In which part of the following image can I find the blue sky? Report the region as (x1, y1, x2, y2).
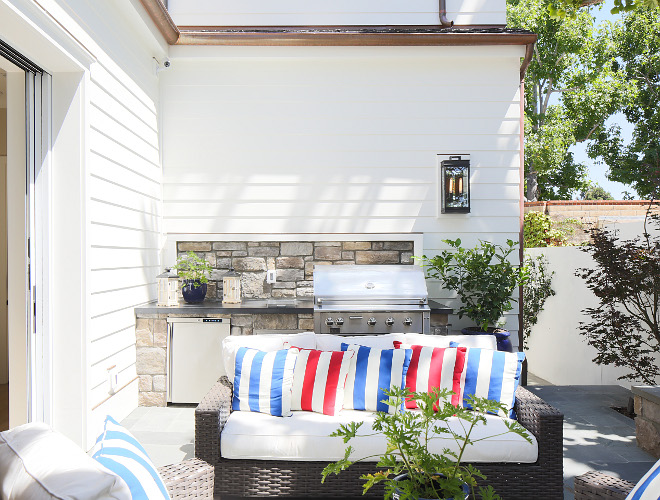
(569, 0, 635, 199)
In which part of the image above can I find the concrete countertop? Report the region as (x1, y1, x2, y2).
(135, 298, 452, 316)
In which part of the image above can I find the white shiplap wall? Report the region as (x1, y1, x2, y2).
(161, 45, 524, 339)
(41, 0, 166, 447)
(167, 0, 507, 27)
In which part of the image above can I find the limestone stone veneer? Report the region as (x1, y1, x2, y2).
(633, 385, 660, 458)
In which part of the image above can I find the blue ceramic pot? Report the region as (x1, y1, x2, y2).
(460, 327, 513, 352)
(181, 280, 207, 303)
(392, 473, 470, 500)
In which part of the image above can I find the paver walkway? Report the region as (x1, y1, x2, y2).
(123, 377, 657, 500)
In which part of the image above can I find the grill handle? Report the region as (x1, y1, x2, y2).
(349, 316, 363, 320)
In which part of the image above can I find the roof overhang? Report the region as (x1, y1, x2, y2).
(139, 0, 537, 81)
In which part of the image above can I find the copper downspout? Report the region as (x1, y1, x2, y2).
(439, 0, 454, 27)
(520, 41, 535, 82)
(139, 0, 180, 45)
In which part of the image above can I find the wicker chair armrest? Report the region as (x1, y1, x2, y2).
(574, 471, 635, 500)
(195, 376, 233, 467)
(158, 457, 214, 499)
(514, 386, 564, 467)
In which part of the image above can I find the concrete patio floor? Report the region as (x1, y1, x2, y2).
(122, 375, 657, 500)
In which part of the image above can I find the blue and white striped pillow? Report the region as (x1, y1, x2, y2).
(340, 343, 412, 414)
(450, 343, 524, 418)
(91, 416, 170, 500)
(232, 347, 298, 417)
(626, 459, 660, 500)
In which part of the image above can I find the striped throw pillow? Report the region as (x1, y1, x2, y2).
(450, 343, 525, 418)
(403, 345, 467, 409)
(341, 343, 412, 414)
(290, 348, 355, 416)
(232, 347, 298, 417)
(626, 459, 660, 500)
(91, 416, 170, 500)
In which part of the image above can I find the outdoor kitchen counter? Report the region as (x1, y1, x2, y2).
(134, 298, 452, 316)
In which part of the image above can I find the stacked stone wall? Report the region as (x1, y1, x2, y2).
(176, 240, 414, 300)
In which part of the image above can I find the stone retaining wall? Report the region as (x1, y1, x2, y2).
(176, 240, 414, 301)
(633, 386, 660, 458)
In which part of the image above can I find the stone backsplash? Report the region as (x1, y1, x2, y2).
(176, 240, 414, 301)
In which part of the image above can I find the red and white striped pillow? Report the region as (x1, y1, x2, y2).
(290, 348, 355, 416)
(395, 342, 466, 408)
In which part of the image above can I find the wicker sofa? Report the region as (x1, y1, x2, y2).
(574, 471, 636, 500)
(195, 376, 564, 499)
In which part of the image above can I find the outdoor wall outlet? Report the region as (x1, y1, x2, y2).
(266, 270, 277, 284)
(107, 365, 118, 394)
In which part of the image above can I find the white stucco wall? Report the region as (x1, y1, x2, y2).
(525, 218, 660, 387)
(161, 44, 525, 341)
(167, 0, 507, 27)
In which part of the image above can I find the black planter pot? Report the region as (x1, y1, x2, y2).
(460, 326, 512, 352)
(392, 473, 470, 500)
(181, 280, 207, 303)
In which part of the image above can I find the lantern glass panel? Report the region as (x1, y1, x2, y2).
(444, 167, 468, 210)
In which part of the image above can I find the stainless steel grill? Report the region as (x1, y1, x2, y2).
(313, 265, 431, 334)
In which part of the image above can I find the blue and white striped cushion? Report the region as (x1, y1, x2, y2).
(232, 347, 298, 417)
(340, 343, 412, 414)
(450, 343, 524, 418)
(626, 459, 660, 500)
(91, 416, 170, 500)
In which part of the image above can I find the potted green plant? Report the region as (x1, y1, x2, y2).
(418, 239, 529, 351)
(174, 251, 213, 303)
(322, 386, 531, 500)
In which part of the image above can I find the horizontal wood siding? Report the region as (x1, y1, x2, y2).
(167, 0, 506, 26)
(67, 0, 165, 446)
(161, 45, 523, 339)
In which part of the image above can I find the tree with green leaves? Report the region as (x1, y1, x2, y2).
(587, 9, 660, 199)
(581, 183, 614, 200)
(549, 0, 658, 20)
(508, 0, 632, 201)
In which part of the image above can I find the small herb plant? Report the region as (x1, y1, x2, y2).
(419, 239, 529, 332)
(174, 251, 212, 288)
(322, 386, 531, 500)
(522, 254, 555, 348)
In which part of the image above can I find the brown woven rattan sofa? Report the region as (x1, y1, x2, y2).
(158, 458, 215, 499)
(574, 471, 636, 500)
(195, 376, 564, 499)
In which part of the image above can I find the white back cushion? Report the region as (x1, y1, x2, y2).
(315, 333, 406, 351)
(223, 331, 316, 384)
(0, 422, 131, 499)
(403, 333, 497, 350)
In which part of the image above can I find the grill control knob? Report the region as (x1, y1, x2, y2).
(336, 317, 344, 325)
(325, 318, 334, 326)
(367, 317, 377, 326)
(385, 317, 395, 326)
(403, 317, 413, 326)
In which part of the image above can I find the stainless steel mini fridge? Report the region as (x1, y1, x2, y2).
(167, 317, 230, 404)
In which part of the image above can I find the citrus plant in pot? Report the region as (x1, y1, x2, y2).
(174, 251, 213, 303)
(419, 239, 529, 352)
(322, 386, 531, 500)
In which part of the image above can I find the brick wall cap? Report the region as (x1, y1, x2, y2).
(525, 200, 659, 207)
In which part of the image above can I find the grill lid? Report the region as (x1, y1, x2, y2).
(314, 265, 429, 305)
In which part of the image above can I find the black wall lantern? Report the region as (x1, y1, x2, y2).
(441, 156, 470, 214)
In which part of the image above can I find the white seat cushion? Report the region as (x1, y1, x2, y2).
(221, 409, 538, 463)
(0, 422, 131, 500)
(314, 333, 406, 351)
(403, 333, 498, 350)
(223, 331, 316, 384)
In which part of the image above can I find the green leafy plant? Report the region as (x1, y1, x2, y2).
(575, 206, 660, 384)
(321, 386, 531, 500)
(174, 251, 213, 288)
(419, 239, 529, 332)
(522, 253, 556, 348)
(523, 212, 583, 247)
